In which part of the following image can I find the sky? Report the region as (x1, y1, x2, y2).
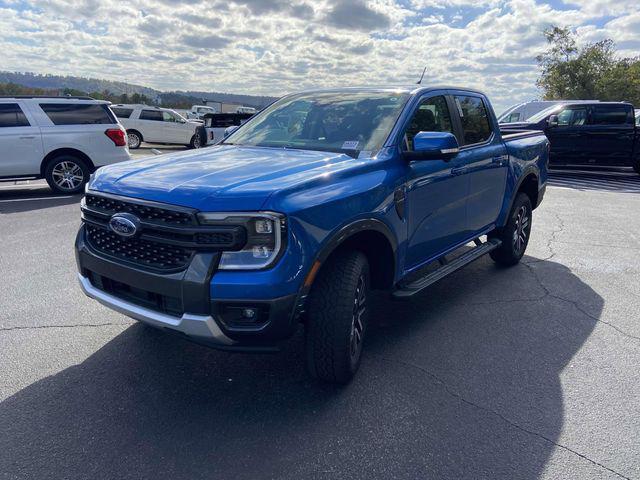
(0, 0, 639, 113)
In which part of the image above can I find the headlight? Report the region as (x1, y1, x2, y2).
(197, 212, 286, 270)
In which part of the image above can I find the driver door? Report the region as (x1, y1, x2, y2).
(403, 94, 469, 271)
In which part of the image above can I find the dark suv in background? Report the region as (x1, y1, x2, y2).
(502, 101, 640, 173)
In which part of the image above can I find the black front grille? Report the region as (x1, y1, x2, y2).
(85, 193, 195, 226)
(86, 225, 193, 271)
(195, 231, 235, 245)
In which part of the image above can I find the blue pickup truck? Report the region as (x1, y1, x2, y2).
(76, 86, 549, 383)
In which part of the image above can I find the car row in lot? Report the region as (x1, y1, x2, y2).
(2, 94, 639, 197)
(110, 104, 203, 149)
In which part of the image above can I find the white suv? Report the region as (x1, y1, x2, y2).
(111, 104, 203, 149)
(0, 96, 130, 194)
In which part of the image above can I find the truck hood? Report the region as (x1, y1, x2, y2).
(90, 145, 362, 211)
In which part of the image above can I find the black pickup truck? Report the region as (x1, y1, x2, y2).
(501, 101, 640, 174)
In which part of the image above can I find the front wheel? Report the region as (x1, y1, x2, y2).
(44, 155, 91, 194)
(189, 134, 202, 149)
(489, 192, 532, 266)
(305, 251, 370, 384)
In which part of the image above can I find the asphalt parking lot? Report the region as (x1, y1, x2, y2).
(1, 160, 639, 479)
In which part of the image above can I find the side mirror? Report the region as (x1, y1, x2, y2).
(547, 115, 559, 128)
(403, 131, 459, 161)
(224, 125, 239, 138)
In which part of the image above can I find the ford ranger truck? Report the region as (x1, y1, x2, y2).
(76, 87, 549, 383)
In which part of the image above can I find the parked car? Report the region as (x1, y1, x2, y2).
(110, 104, 203, 149)
(0, 96, 130, 193)
(501, 101, 640, 173)
(76, 86, 548, 383)
(498, 100, 598, 124)
(197, 112, 254, 146)
(189, 105, 218, 119)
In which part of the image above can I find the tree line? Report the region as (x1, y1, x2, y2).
(537, 26, 640, 105)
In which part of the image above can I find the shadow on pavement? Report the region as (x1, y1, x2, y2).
(0, 185, 81, 214)
(0, 256, 602, 479)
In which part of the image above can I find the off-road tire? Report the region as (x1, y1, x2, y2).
(489, 193, 532, 266)
(305, 251, 370, 384)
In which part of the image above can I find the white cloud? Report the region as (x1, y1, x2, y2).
(0, 0, 638, 112)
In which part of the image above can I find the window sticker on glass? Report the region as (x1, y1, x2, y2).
(358, 150, 372, 158)
(342, 140, 359, 149)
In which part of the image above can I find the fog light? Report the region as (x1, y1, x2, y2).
(242, 308, 257, 320)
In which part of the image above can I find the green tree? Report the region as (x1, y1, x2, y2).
(536, 26, 640, 105)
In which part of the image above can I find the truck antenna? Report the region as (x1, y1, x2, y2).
(417, 66, 427, 85)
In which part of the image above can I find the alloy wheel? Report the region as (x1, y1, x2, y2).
(127, 133, 140, 149)
(512, 205, 530, 254)
(349, 274, 367, 361)
(51, 161, 84, 191)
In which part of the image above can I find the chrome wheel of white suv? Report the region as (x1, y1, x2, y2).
(127, 131, 142, 149)
(45, 156, 90, 194)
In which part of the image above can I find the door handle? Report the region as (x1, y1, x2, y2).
(492, 155, 508, 166)
(451, 166, 466, 176)
(19, 136, 36, 139)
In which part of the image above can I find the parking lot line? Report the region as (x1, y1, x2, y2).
(0, 195, 74, 203)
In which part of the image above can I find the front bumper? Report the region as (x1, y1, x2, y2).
(78, 273, 235, 345)
(76, 224, 300, 351)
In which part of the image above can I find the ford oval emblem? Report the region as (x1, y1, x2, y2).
(108, 213, 140, 237)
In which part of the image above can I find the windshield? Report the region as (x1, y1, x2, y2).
(224, 90, 411, 155)
(527, 104, 565, 123)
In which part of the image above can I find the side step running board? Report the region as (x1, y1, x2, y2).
(392, 238, 502, 299)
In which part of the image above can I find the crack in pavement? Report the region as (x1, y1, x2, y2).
(0, 322, 130, 333)
(521, 211, 639, 342)
(523, 262, 640, 342)
(524, 212, 565, 265)
(373, 356, 635, 480)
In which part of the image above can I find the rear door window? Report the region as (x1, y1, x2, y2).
(0, 103, 30, 127)
(40, 103, 115, 125)
(111, 107, 133, 119)
(591, 105, 632, 125)
(453, 95, 492, 145)
(139, 110, 163, 121)
(556, 107, 588, 126)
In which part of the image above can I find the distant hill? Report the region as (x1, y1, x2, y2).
(177, 90, 277, 108)
(0, 71, 277, 108)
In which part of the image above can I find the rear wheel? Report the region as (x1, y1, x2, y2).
(127, 130, 142, 149)
(44, 155, 91, 194)
(305, 251, 370, 384)
(489, 193, 532, 266)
